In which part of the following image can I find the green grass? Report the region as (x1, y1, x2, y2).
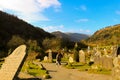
(21, 61, 48, 77)
(65, 62, 90, 70)
(65, 62, 111, 75)
(88, 68, 111, 75)
(28, 68, 47, 76)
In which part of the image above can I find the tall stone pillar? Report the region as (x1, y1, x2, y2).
(48, 49, 53, 62)
(79, 50, 85, 64)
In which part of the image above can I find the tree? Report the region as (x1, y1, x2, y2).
(42, 38, 62, 51)
(7, 35, 25, 49)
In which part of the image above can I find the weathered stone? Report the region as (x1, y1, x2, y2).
(48, 49, 53, 62)
(103, 49, 108, 55)
(112, 66, 120, 80)
(94, 51, 101, 65)
(69, 56, 74, 63)
(0, 45, 27, 80)
(112, 48, 120, 80)
(101, 56, 113, 70)
(44, 56, 48, 62)
(79, 50, 85, 63)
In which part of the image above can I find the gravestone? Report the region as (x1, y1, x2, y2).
(48, 49, 53, 62)
(44, 56, 48, 62)
(101, 56, 113, 70)
(0, 45, 27, 80)
(113, 55, 120, 67)
(111, 45, 118, 57)
(103, 49, 108, 56)
(112, 55, 120, 80)
(79, 50, 85, 64)
(69, 56, 74, 63)
(87, 46, 90, 55)
(94, 51, 101, 65)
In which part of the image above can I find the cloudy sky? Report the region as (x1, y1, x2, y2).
(0, 0, 120, 34)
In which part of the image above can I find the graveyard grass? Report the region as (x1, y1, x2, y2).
(64, 62, 111, 75)
(21, 61, 48, 77)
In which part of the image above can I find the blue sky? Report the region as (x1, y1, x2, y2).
(0, 0, 120, 34)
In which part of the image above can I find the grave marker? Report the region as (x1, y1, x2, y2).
(0, 45, 27, 80)
(79, 50, 86, 64)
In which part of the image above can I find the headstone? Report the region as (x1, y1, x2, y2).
(112, 66, 120, 80)
(79, 50, 85, 64)
(69, 56, 74, 63)
(111, 45, 118, 57)
(94, 51, 101, 65)
(0, 45, 27, 80)
(103, 49, 108, 55)
(44, 56, 48, 62)
(87, 46, 90, 54)
(101, 56, 113, 70)
(112, 55, 120, 80)
(113, 56, 120, 67)
(48, 49, 53, 62)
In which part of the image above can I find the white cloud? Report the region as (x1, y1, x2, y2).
(42, 25, 64, 32)
(76, 18, 89, 23)
(0, 0, 61, 22)
(116, 10, 120, 15)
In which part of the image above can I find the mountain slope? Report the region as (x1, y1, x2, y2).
(86, 24, 120, 46)
(51, 31, 89, 42)
(0, 11, 54, 51)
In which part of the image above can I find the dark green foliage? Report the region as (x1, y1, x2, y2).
(0, 11, 54, 57)
(7, 35, 25, 49)
(42, 38, 75, 51)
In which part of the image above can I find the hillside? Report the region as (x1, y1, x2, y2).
(51, 31, 89, 42)
(0, 11, 54, 56)
(86, 24, 120, 46)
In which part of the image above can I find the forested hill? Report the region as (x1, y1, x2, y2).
(86, 24, 120, 46)
(0, 11, 54, 52)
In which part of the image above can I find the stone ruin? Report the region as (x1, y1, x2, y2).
(0, 45, 27, 80)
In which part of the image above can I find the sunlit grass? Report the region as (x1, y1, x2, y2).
(88, 68, 111, 75)
(64, 62, 111, 75)
(21, 61, 48, 77)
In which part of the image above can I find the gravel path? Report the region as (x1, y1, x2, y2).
(42, 63, 112, 80)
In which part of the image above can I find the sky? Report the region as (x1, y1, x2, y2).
(0, 0, 120, 35)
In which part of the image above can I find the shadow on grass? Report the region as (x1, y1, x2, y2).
(48, 70, 57, 72)
(18, 77, 41, 80)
